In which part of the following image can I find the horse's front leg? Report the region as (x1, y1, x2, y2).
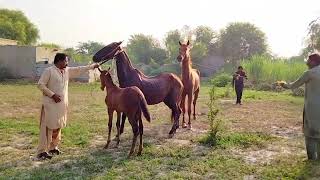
(187, 93, 193, 129)
(104, 109, 113, 149)
(120, 113, 126, 134)
(115, 112, 121, 147)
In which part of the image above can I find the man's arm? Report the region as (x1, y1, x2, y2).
(68, 63, 99, 79)
(285, 71, 311, 89)
(37, 68, 55, 98)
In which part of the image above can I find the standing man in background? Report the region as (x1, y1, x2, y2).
(36, 53, 99, 160)
(232, 66, 247, 105)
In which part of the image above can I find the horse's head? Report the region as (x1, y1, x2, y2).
(93, 41, 123, 63)
(98, 67, 113, 91)
(177, 40, 192, 62)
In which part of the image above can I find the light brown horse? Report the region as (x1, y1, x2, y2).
(177, 40, 200, 129)
(99, 67, 151, 157)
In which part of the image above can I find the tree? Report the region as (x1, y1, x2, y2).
(76, 41, 105, 55)
(165, 30, 182, 63)
(192, 26, 217, 63)
(303, 17, 320, 55)
(0, 9, 39, 45)
(64, 47, 91, 63)
(194, 26, 216, 46)
(219, 22, 267, 65)
(126, 34, 167, 65)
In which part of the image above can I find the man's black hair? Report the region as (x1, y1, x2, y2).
(54, 53, 67, 64)
(238, 66, 243, 69)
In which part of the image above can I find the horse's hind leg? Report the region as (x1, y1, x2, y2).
(193, 88, 200, 120)
(115, 112, 121, 147)
(137, 113, 143, 156)
(104, 109, 113, 149)
(128, 114, 139, 157)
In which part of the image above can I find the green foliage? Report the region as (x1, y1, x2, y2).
(76, 41, 105, 55)
(211, 73, 232, 87)
(149, 63, 180, 76)
(127, 34, 167, 65)
(242, 55, 306, 84)
(165, 29, 182, 63)
(64, 47, 91, 62)
(194, 26, 216, 45)
(0, 8, 39, 45)
(199, 86, 221, 146)
(304, 17, 320, 54)
(291, 87, 305, 97)
(219, 22, 268, 65)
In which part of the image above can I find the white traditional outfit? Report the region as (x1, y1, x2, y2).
(37, 64, 96, 154)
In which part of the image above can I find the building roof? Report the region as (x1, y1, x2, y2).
(0, 38, 18, 46)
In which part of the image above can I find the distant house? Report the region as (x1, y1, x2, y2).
(0, 42, 99, 82)
(0, 38, 18, 46)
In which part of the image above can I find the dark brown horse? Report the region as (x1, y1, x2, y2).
(99, 67, 150, 156)
(93, 42, 183, 137)
(177, 40, 200, 129)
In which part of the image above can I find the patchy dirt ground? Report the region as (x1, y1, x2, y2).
(0, 84, 315, 179)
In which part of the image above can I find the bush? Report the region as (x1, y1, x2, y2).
(199, 86, 222, 147)
(211, 73, 232, 87)
(292, 87, 304, 97)
(149, 63, 180, 76)
(256, 83, 273, 91)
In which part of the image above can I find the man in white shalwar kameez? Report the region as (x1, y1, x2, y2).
(37, 53, 99, 159)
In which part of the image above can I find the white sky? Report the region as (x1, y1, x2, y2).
(0, 0, 319, 57)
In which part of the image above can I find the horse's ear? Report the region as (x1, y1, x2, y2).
(179, 41, 182, 46)
(187, 40, 190, 46)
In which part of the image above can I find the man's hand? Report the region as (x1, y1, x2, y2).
(276, 81, 288, 88)
(51, 94, 61, 103)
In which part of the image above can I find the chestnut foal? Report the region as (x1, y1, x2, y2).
(99, 68, 151, 156)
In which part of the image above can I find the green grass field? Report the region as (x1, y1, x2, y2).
(0, 82, 319, 179)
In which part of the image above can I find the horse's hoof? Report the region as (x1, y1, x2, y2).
(168, 133, 174, 138)
(137, 151, 142, 156)
(188, 124, 192, 130)
(182, 123, 187, 128)
(103, 145, 109, 149)
(127, 152, 134, 158)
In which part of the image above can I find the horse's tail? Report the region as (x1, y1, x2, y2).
(139, 95, 151, 122)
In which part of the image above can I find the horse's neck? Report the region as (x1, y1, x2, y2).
(182, 56, 192, 77)
(115, 52, 135, 83)
(105, 83, 119, 95)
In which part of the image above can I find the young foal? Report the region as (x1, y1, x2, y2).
(99, 68, 151, 156)
(177, 40, 200, 129)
